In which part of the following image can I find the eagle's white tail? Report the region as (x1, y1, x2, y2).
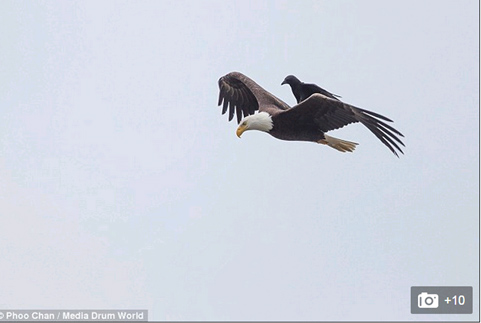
(318, 134, 358, 153)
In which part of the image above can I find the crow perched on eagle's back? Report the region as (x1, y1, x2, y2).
(281, 75, 341, 103)
(218, 72, 405, 157)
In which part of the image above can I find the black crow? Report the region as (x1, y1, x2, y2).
(281, 75, 341, 103)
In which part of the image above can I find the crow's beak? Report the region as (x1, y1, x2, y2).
(281, 80, 286, 85)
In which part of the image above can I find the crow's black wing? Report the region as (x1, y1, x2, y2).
(300, 82, 341, 102)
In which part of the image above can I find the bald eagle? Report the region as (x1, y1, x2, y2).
(217, 72, 405, 157)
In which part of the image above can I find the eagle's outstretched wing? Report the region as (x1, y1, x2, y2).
(277, 94, 405, 156)
(218, 72, 289, 123)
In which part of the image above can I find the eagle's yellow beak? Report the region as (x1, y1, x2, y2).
(236, 124, 247, 138)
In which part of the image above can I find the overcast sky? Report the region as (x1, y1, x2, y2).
(0, 0, 479, 321)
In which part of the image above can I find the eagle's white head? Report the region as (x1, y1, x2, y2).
(236, 112, 273, 138)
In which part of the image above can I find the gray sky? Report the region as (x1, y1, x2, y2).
(0, 0, 479, 321)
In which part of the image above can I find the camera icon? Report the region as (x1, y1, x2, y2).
(418, 292, 439, 308)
